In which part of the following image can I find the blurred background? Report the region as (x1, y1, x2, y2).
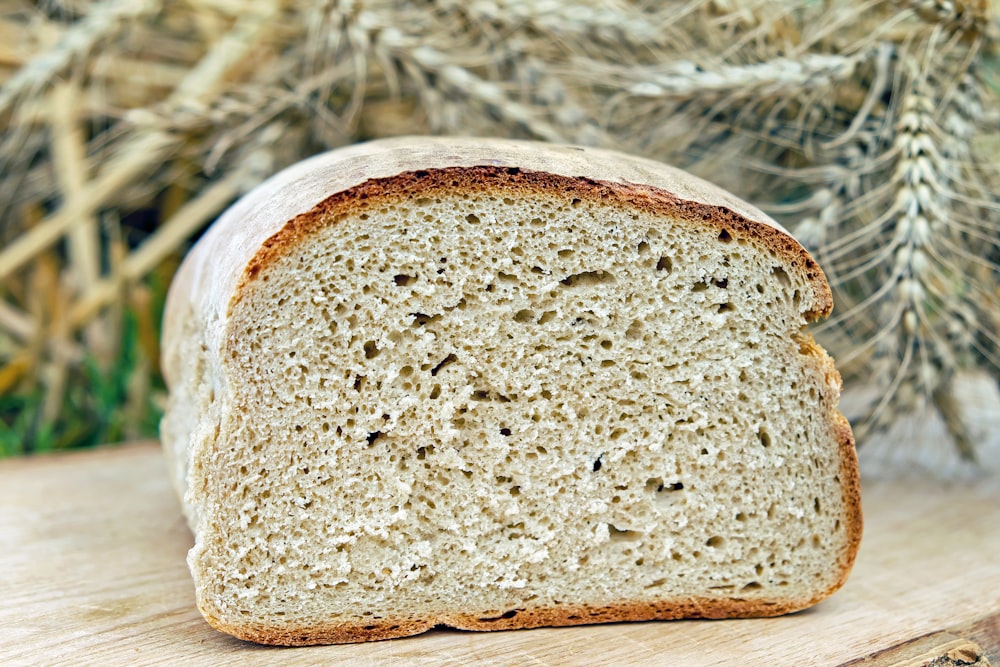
(0, 0, 997, 475)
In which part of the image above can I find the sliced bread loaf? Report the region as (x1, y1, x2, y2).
(161, 137, 862, 646)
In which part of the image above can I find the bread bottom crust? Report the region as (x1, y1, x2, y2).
(206, 594, 825, 646)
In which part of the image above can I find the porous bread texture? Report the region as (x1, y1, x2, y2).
(161, 138, 861, 646)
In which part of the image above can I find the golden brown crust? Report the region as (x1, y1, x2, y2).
(833, 411, 864, 592)
(235, 166, 833, 321)
(815, 339, 863, 597)
(209, 594, 825, 646)
(789, 334, 863, 605)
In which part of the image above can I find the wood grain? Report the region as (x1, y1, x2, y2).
(840, 632, 989, 667)
(1, 443, 997, 666)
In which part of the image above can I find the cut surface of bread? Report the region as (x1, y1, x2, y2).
(161, 137, 861, 646)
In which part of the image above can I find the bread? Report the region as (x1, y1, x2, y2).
(161, 137, 862, 646)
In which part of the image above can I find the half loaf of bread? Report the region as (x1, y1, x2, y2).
(161, 137, 861, 646)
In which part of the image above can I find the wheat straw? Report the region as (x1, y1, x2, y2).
(0, 0, 996, 460)
(0, 0, 160, 117)
(68, 167, 249, 327)
(50, 81, 99, 294)
(0, 132, 174, 283)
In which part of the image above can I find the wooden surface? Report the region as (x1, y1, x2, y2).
(1, 443, 998, 667)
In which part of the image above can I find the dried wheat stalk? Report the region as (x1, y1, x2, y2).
(0, 0, 997, 461)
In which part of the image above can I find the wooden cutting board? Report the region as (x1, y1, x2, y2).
(1, 443, 997, 666)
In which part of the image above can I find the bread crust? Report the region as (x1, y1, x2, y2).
(162, 137, 861, 647)
(210, 592, 835, 646)
(834, 405, 864, 592)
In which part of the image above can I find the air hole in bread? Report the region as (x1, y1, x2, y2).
(429, 354, 456, 376)
(410, 312, 441, 328)
(559, 270, 615, 288)
(608, 524, 643, 542)
(772, 266, 791, 286)
(393, 274, 415, 286)
(479, 609, 519, 622)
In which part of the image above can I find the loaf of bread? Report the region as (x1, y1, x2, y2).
(161, 137, 862, 646)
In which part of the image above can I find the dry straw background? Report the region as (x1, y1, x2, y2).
(0, 0, 997, 470)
